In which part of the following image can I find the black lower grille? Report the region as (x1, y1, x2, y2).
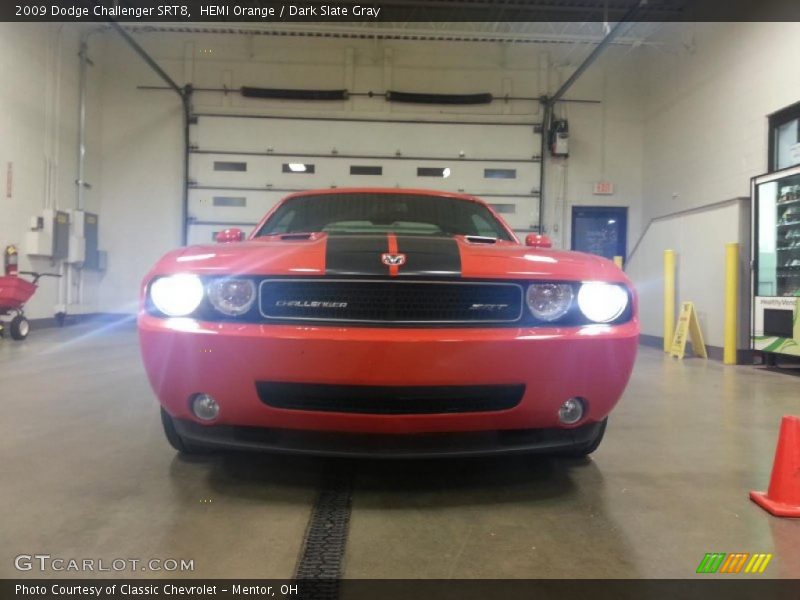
(256, 382, 525, 415)
(259, 279, 523, 324)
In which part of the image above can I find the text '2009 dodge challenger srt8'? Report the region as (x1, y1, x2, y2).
(139, 189, 638, 458)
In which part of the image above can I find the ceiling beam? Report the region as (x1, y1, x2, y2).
(549, 0, 647, 105)
(107, 21, 184, 98)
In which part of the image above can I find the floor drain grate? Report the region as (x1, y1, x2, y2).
(294, 468, 353, 598)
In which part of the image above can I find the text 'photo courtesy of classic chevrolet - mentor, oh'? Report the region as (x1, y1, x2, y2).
(138, 188, 639, 458)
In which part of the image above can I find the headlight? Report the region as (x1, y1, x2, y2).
(149, 274, 204, 317)
(208, 278, 256, 316)
(526, 283, 574, 321)
(577, 282, 628, 323)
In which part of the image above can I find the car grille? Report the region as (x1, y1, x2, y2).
(256, 382, 526, 414)
(259, 279, 523, 324)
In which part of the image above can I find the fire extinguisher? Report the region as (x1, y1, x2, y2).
(4, 244, 18, 276)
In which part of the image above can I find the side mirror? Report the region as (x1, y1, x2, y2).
(216, 228, 245, 243)
(525, 233, 552, 248)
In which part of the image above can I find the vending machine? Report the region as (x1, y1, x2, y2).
(751, 164, 800, 358)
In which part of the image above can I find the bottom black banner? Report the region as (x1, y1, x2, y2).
(3, 579, 800, 600)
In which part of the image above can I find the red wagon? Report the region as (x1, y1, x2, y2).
(0, 272, 60, 340)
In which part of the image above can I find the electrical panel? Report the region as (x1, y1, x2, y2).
(549, 119, 569, 157)
(66, 210, 103, 269)
(67, 209, 86, 264)
(83, 212, 101, 270)
(25, 209, 69, 259)
(53, 211, 69, 259)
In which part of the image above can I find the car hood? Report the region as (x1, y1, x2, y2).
(149, 233, 628, 284)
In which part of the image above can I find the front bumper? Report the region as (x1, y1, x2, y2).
(173, 418, 606, 458)
(138, 315, 638, 434)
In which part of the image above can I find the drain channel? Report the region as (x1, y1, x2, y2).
(294, 468, 354, 598)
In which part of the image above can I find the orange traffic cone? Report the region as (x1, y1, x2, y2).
(750, 415, 800, 518)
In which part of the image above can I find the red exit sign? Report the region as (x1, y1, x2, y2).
(593, 181, 614, 195)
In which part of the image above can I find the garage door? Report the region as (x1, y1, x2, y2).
(187, 114, 541, 245)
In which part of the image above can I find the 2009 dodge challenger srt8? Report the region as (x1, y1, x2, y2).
(139, 188, 638, 458)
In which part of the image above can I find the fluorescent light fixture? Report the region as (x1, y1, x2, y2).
(288, 163, 307, 172)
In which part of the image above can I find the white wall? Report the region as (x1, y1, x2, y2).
(542, 52, 645, 252)
(94, 35, 184, 314)
(0, 23, 102, 320)
(92, 30, 646, 313)
(625, 200, 750, 348)
(626, 22, 800, 349)
(641, 22, 800, 220)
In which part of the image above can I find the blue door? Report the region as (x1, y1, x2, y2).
(571, 206, 628, 260)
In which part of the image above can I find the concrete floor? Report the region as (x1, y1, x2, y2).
(1, 321, 799, 579)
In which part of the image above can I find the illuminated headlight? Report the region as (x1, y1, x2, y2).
(526, 283, 574, 322)
(149, 274, 204, 317)
(208, 278, 256, 316)
(577, 282, 629, 323)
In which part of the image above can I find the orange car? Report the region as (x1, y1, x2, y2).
(139, 189, 638, 458)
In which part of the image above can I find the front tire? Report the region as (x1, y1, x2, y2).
(161, 408, 205, 454)
(557, 418, 607, 458)
(9, 315, 30, 340)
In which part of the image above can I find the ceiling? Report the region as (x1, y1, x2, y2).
(125, 1, 688, 67)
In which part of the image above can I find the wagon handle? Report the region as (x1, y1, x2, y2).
(17, 271, 62, 285)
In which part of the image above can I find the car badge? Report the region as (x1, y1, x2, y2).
(381, 253, 407, 266)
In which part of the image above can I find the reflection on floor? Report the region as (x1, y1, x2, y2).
(1, 321, 798, 579)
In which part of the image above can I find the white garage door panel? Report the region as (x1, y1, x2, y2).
(188, 114, 540, 245)
(191, 154, 269, 188)
(193, 116, 538, 160)
(192, 154, 537, 195)
(188, 188, 283, 223)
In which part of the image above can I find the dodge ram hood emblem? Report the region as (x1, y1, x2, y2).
(381, 253, 407, 266)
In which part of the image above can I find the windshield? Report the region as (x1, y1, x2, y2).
(256, 192, 513, 240)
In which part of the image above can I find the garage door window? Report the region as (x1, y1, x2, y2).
(214, 161, 247, 172)
(283, 163, 315, 174)
(418, 167, 451, 178)
(350, 166, 383, 176)
(484, 168, 516, 179)
(213, 196, 246, 207)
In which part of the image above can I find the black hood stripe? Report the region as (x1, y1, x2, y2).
(323, 234, 462, 278)
(325, 235, 388, 276)
(395, 236, 461, 277)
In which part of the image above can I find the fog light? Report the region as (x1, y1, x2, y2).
(558, 397, 586, 425)
(191, 393, 220, 421)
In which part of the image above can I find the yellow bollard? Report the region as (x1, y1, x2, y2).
(613, 255, 624, 268)
(724, 243, 739, 365)
(663, 250, 676, 352)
